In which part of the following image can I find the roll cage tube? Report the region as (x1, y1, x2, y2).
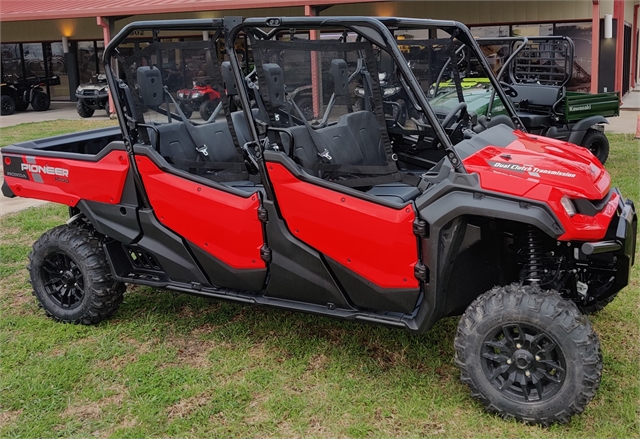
(102, 19, 226, 208)
(224, 16, 469, 174)
(377, 17, 524, 131)
(476, 36, 529, 119)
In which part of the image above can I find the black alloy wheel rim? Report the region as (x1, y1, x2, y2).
(41, 252, 85, 309)
(588, 140, 603, 157)
(2, 99, 12, 113)
(481, 323, 566, 403)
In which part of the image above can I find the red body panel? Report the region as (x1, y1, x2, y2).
(266, 163, 419, 289)
(2, 151, 129, 206)
(136, 156, 265, 269)
(463, 131, 616, 241)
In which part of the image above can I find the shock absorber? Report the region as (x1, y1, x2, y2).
(522, 225, 544, 283)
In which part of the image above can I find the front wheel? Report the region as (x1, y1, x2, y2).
(1, 95, 16, 115)
(76, 100, 95, 118)
(28, 224, 126, 324)
(199, 99, 219, 121)
(454, 283, 602, 425)
(581, 129, 609, 165)
(31, 91, 51, 111)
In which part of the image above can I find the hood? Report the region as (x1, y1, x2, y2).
(430, 87, 506, 116)
(76, 82, 108, 93)
(461, 126, 610, 201)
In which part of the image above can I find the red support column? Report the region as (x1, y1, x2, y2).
(613, 0, 624, 94)
(97, 16, 115, 116)
(591, 0, 600, 93)
(305, 4, 322, 119)
(632, 4, 638, 88)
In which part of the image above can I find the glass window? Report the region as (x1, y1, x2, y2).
(554, 22, 592, 91)
(77, 41, 98, 83)
(1, 43, 22, 79)
(22, 43, 45, 78)
(512, 24, 553, 37)
(471, 26, 509, 38)
(48, 42, 69, 100)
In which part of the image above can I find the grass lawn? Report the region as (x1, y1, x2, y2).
(0, 122, 638, 438)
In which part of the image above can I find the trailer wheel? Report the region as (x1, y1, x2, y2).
(454, 283, 602, 425)
(31, 91, 51, 111)
(581, 129, 609, 165)
(28, 224, 126, 325)
(76, 100, 95, 118)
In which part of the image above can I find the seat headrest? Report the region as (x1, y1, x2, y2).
(136, 66, 163, 107)
(261, 63, 285, 109)
(220, 61, 237, 96)
(330, 59, 348, 96)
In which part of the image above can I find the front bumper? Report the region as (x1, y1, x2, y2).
(579, 190, 637, 294)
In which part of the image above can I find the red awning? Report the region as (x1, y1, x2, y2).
(0, 0, 378, 22)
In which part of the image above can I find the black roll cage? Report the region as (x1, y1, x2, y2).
(103, 16, 526, 178)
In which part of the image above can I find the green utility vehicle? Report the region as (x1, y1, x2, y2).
(418, 36, 619, 163)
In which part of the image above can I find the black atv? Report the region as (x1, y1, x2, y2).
(75, 74, 110, 117)
(1, 73, 59, 116)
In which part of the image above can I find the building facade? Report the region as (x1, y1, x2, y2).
(1, 0, 638, 102)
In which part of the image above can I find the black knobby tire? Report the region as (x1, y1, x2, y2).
(28, 224, 126, 324)
(179, 102, 193, 119)
(76, 100, 95, 118)
(293, 95, 314, 121)
(578, 290, 620, 315)
(31, 91, 51, 111)
(1, 95, 16, 115)
(104, 101, 110, 117)
(581, 129, 609, 165)
(454, 283, 602, 425)
(199, 98, 220, 121)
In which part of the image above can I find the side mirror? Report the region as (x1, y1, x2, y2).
(136, 66, 163, 107)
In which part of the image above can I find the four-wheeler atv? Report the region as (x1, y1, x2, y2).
(1, 17, 636, 427)
(1, 72, 59, 115)
(75, 74, 110, 117)
(176, 76, 221, 120)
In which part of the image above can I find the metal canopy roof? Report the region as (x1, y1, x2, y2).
(0, 0, 377, 22)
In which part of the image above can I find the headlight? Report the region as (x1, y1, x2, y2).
(354, 88, 365, 97)
(427, 85, 436, 98)
(99, 86, 108, 93)
(382, 86, 401, 98)
(378, 72, 388, 81)
(177, 91, 184, 98)
(191, 92, 203, 98)
(560, 195, 577, 217)
(75, 87, 82, 93)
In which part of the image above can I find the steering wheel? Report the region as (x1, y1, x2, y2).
(500, 82, 518, 98)
(442, 102, 467, 129)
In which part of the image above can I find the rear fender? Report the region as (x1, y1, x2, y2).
(567, 116, 608, 145)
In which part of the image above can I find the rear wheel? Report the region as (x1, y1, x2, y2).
(1, 95, 16, 115)
(28, 224, 126, 324)
(31, 91, 51, 111)
(581, 129, 609, 165)
(455, 283, 602, 425)
(104, 101, 111, 117)
(293, 95, 314, 121)
(76, 100, 95, 118)
(199, 98, 220, 121)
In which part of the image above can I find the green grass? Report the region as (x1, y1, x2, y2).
(0, 124, 638, 438)
(0, 119, 118, 148)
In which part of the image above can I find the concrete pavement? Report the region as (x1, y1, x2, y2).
(0, 101, 111, 129)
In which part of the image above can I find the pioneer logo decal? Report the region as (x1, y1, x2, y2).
(21, 163, 69, 177)
(490, 161, 576, 178)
